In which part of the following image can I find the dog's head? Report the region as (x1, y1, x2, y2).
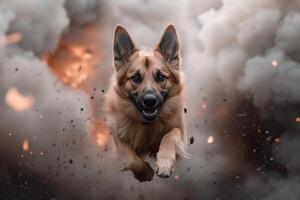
(112, 24, 182, 124)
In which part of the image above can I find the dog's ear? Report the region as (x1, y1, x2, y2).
(113, 25, 137, 71)
(155, 24, 180, 67)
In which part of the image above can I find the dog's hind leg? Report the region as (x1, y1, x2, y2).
(115, 140, 154, 182)
(155, 127, 187, 178)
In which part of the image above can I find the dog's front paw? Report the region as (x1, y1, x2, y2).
(132, 162, 154, 182)
(155, 157, 175, 178)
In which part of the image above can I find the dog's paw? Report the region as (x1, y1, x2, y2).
(155, 158, 175, 178)
(132, 162, 154, 182)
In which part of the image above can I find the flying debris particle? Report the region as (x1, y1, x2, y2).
(69, 159, 73, 164)
(189, 136, 194, 144)
(184, 107, 187, 114)
(295, 117, 300, 123)
(174, 175, 180, 180)
(102, 89, 105, 93)
(207, 136, 214, 144)
(80, 108, 84, 111)
(238, 113, 247, 117)
(202, 104, 207, 109)
(257, 128, 262, 133)
(266, 136, 272, 142)
(275, 137, 281, 143)
(22, 140, 29, 152)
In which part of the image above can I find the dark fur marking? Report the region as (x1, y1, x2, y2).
(144, 57, 150, 69)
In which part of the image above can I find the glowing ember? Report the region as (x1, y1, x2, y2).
(96, 133, 109, 147)
(5, 87, 34, 112)
(45, 24, 101, 89)
(296, 117, 300, 123)
(207, 136, 214, 144)
(1, 33, 22, 45)
(275, 137, 281, 143)
(272, 60, 278, 67)
(22, 140, 29, 151)
(89, 121, 110, 148)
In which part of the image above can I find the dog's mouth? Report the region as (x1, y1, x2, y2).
(128, 90, 169, 124)
(141, 108, 159, 123)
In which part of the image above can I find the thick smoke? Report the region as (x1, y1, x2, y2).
(0, 0, 104, 199)
(1, 0, 300, 199)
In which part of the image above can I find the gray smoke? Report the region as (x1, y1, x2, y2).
(1, 0, 300, 199)
(0, 0, 107, 199)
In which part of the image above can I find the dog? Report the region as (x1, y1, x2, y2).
(104, 24, 188, 182)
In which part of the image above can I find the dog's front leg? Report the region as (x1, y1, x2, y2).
(116, 140, 154, 182)
(156, 128, 185, 178)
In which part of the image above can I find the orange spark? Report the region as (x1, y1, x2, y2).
(207, 136, 214, 144)
(96, 133, 109, 147)
(22, 140, 29, 152)
(89, 121, 110, 148)
(275, 137, 281, 143)
(46, 24, 101, 89)
(5, 87, 34, 112)
(272, 60, 278, 67)
(1, 33, 22, 45)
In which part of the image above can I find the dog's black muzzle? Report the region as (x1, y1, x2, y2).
(129, 90, 168, 124)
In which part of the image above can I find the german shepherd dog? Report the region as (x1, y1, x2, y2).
(105, 24, 188, 182)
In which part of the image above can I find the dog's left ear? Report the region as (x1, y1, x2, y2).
(113, 25, 137, 71)
(155, 24, 180, 67)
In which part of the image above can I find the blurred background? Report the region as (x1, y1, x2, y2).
(0, 0, 300, 199)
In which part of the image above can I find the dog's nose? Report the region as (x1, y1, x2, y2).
(142, 93, 158, 108)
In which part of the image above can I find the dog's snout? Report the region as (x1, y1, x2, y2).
(142, 93, 158, 108)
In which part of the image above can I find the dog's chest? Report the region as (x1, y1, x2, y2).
(120, 121, 167, 155)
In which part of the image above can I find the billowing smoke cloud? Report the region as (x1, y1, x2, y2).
(1, 0, 300, 199)
(190, 0, 300, 199)
(65, 0, 101, 25)
(0, 0, 105, 199)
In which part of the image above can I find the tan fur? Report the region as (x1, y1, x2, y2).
(104, 24, 188, 181)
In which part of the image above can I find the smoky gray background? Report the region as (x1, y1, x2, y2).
(0, 0, 300, 199)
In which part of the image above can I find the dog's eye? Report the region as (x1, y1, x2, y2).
(131, 74, 142, 84)
(156, 74, 166, 82)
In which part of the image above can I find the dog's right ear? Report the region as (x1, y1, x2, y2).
(113, 25, 137, 71)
